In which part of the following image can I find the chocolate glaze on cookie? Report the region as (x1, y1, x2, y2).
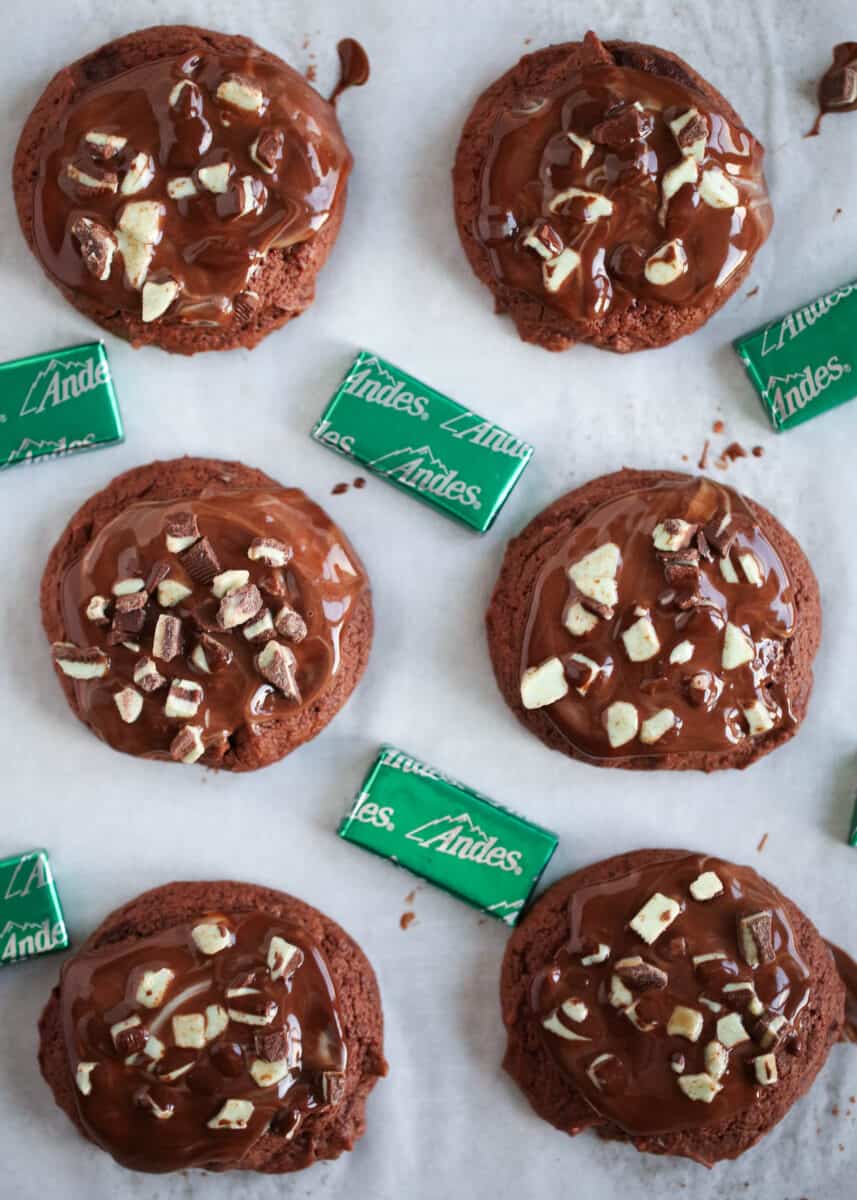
(487, 469, 820, 772)
(454, 33, 772, 351)
(33, 45, 349, 326)
(61, 911, 345, 1172)
(42, 458, 373, 771)
(521, 476, 795, 761)
(15, 27, 367, 352)
(39, 880, 387, 1174)
(502, 850, 845, 1164)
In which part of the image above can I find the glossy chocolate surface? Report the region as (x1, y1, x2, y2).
(58, 485, 368, 763)
(473, 35, 771, 321)
(33, 45, 353, 325)
(522, 477, 796, 760)
(61, 911, 346, 1172)
(532, 853, 811, 1138)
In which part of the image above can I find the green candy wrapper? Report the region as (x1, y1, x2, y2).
(338, 746, 558, 925)
(0, 849, 68, 966)
(0, 341, 123, 470)
(312, 350, 533, 532)
(734, 282, 857, 431)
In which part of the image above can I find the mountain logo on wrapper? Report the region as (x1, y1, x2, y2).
(734, 278, 857, 431)
(312, 350, 533, 532)
(0, 918, 67, 963)
(405, 812, 524, 874)
(5, 432, 99, 468)
(342, 358, 431, 421)
(0, 849, 68, 966)
(766, 358, 852, 423)
(338, 746, 558, 925)
(439, 412, 532, 460)
(370, 446, 483, 511)
(485, 899, 525, 927)
(19, 353, 111, 416)
(760, 284, 857, 356)
(0, 342, 123, 470)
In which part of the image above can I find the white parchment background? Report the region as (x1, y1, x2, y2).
(1, 1, 855, 1196)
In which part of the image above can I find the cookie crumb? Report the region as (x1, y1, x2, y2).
(399, 911, 415, 931)
(756, 832, 768, 852)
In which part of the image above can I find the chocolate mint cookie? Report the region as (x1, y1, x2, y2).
(453, 31, 772, 352)
(38, 880, 386, 1173)
(501, 849, 845, 1165)
(42, 457, 372, 771)
(487, 469, 820, 771)
(14, 25, 365, 353)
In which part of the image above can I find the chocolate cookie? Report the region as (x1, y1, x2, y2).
(38, 879, 387, 1173)
(14, 25, 365, 354)
(41, 457, 372, 770)
(452, 31, 772, 352)
(487, 469, 820, 771)
(501, 849, 845, 1165)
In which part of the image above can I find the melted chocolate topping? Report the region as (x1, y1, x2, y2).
(532, 853, 811, 1145)
(32, 44, 358, 325)
(55, 485, 368, 764)
(61, 911, 346, 1172)
(520, 477, 797, 761)
(809, 43, 857, 137)
(472, 33, 771, 321)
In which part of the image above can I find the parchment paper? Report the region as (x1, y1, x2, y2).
(1, 1, 855, 1196)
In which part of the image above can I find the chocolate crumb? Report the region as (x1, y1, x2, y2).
(712, 420, 724, 434)
(399, 911, 416, 931)
(746, 286, 759, 298)
(715, 442, 748, 470)
(331, 482, 349, 495)
(698, 439, 710, 471)
(757, 832, 769, 853)
(752, 445, 764, 458)
(353, 477, 366, 489)
(835, 207, 843, 220)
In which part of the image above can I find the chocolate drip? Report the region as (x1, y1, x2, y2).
(330, 40, 370, 104)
